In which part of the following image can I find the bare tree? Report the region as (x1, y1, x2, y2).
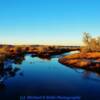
(82, 32, 100, 52)
(90, 38, 97, 52)
(83, 32, 91, 51)
(97, 37, 100, 51)
(97, 37, 100, 46)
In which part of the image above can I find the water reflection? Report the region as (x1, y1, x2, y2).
(0, 53, 100, 98)
(13, 55, 25, 64)
(0, 54, 54, 92)
(0, 55, 25, 92)
(36, 55, 52, 61)
(72, 68, 100, 82)
(0, 65, 20, 82)
(38, 57, 51, 61)
(0, 82, 6, 92)
(0, 53, 69, 91)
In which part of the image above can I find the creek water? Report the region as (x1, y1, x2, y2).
(0, 52, 100, 100)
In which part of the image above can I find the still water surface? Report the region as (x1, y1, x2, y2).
(0, 53, 100, 100)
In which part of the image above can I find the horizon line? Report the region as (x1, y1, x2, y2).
(0, 43, 81, 46)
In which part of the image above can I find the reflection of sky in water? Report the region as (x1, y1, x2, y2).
(0, 61, 20, 84)
(0, 54, 100, 99)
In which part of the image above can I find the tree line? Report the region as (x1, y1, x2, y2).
(82, 32, 100, 52)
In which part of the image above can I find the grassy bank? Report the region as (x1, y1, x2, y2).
(59, 52, 100, 73)
(0, 45, 80, 63)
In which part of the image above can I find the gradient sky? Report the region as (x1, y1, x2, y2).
(0, 0, 100, 45)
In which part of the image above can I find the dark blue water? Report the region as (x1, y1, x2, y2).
(0, 53, 100, 100)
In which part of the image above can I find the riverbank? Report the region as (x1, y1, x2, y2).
(0, 45, 80, 62)
(59, 52, 100, 73)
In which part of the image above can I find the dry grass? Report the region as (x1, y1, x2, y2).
(63, 52, 100, 59)
(59, 52, 100, 72)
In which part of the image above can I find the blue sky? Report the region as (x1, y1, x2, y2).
(0, 0, 100, 45)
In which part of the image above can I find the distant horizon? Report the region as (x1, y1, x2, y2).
(0, 43, 82, 46)
(0, 40, 83, 46)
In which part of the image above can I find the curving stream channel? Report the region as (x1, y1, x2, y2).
(0, 52, 100, 100)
